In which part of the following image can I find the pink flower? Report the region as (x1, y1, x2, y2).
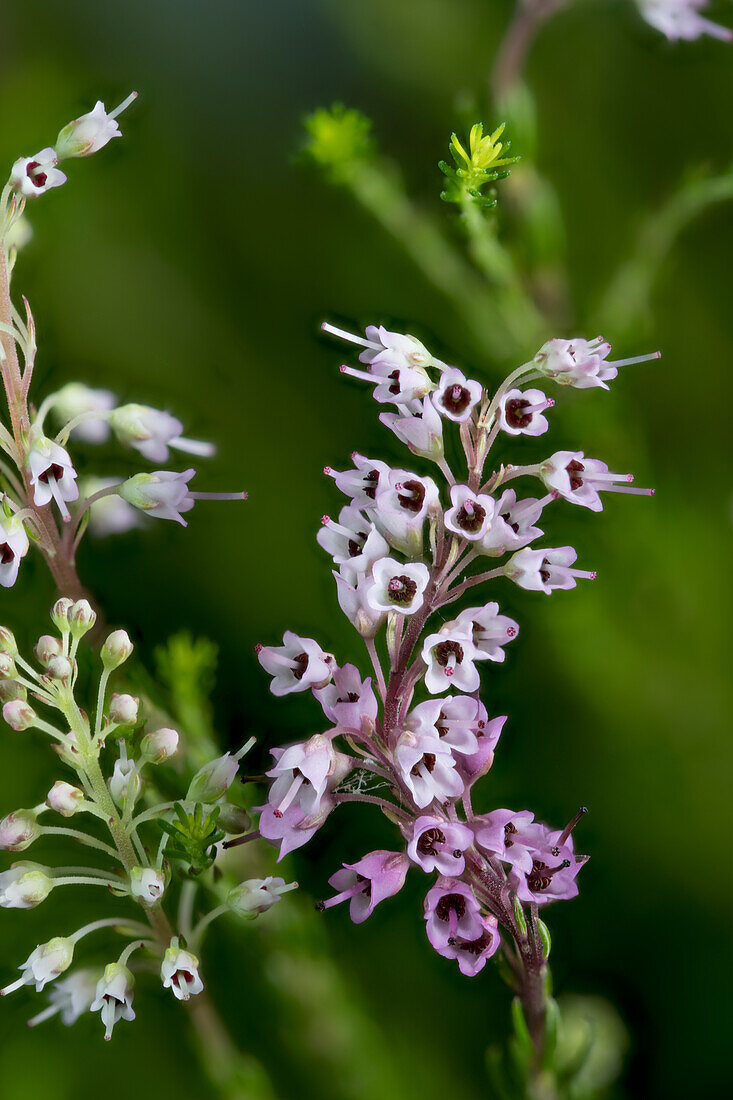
(448, 603, 519, 663)
(504, 546, 596, 594)
(407, 816, 474, 875)
(474, 809, 540, 873)
(498, 388, 553, 436)
(373, 468, 439, 556)
(380, 397, 444, 460)
(456, 714, 507, 784)
(314, 663, 378, 730)
(9, 148, 66, 198)
(267, 734, 349, 816)
(431, 367, 483, 422)
(540, 450, 653, 512)
(394, 730, 464, 808)
(509, 830, 587, 906)
(479, 489, 551, 557)
(317, 506, 389, 582)
(444, 485, 496, 541)
(257, 631, 333, 696)
(366, 557, 430, 614)
(424, 878, 483, 950)
(333, 570, 385, 638)
(258, 797, 335, 860)
(325, 453, 392, 509)
(638, 0, 732, 42)
(534, 337, 660, 391)
(318, 850, 410, 922)
(421, 627, 481, 694)
(405, 696, 480, 756)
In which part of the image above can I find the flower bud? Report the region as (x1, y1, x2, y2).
(227, 876, 294, 917)
(2, 700, 35, 730)
(0, 654, 18, 680)
(69, 600, 96, 637)
(129, 866, 165, 905)
(140, 727, 179, 764)
(187, 753, 239, 803)
(34, 634, 63, 666)
(216, 803, 251, 835)
(0, 809, 41, 851)
(46, 781, 85, 817)
(0, 680, 26, 704)
(109, 758, 142, 808)
(101, 629, 133, 669)
(0, 627, 17, 656)
(108, 693, 139, 725)
(51, 598, 74, 631)
(45, 655, 73, 683)
(0, 862, 54, 908)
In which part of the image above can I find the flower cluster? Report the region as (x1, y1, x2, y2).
(257, 321, 658, 989)
(0, 600, 295, 1038)
(0, 97, 246, 594)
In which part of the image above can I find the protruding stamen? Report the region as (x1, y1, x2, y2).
(609, 350, 661, 368)
(559, 805, 588, 845)
(321, 322, 378, 350)
(188, 490, 248, 501)
(110, 91, 138, 119)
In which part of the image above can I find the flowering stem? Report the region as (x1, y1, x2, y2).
(491, 0, 568, 100)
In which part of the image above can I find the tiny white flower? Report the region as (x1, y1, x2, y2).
(55, 93, 137, 159)
(227, 876, 295, 916)
(9, 148, 66, 198)
(1, 937, 74, 995)
(91, 962, 135, 1040)
(27, 434, 79, 521)
(51, 383, 116, 443)
(0, 862, 54, 908)
(129, 866, 165, 906)
(366, 556, 430, 614)
(0, 514, 29, 589)
(160, 938, 203, 1001)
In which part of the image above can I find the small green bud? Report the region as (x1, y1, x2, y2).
(187, 753, 239, 803)
(2, 699, 36, 730)
(51, 598, 74, 631)
(140, 727, 179, 764)
(216, 803, 251, 836)
(0, 627, 18, 656)
(69, 599, 96, 637)
(101, 629, 133, 669)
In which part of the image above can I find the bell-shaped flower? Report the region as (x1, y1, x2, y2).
(0, 862, 54, 908)
(258, 796, 334, 860)
(637, 0, 732, 42)
(1, 937, 74, 995)
(479, 489, 549, 557)
(314, 663, 378, 730)
(55, 93, 137, 159)
(160, 938, 203, 1001)
(129, 866, 166, 906)
(497, 388, 552, 436)
(394, 730, 463, 808)
(9, 148, 66, 198)
(323, 321, 441, 374)
(318, 850, 409, 923)
(534, 337, 660, 391)
(474, 809, 540, 873)
(431, 367, 483, 422)
(317, 505, 389, 583)
(407, 816, 474, 876)
(325, 453, 392, 509)
(444, 485, 496, 541)
(366, 556, 430, 615)
(340, 358, 433, 406)
(440, 913, 501, 976)
(448, 603, 518, 663)
(380, 397, 444, 460)
(540, 450, 652, 512)
(109, 757, 142, 808)
(51, 383, 116, 443)
(0, 514, 30, 588)
(333, 570, 385, 638)
(91, 962, 135, 1040)
(27, 435, 79, 521)
(456, 713, 507, 785)
(257, 631, 333, 696)
(118, 469, 194, 525)
(373, 469, 439, 557)
(509, 830, 587, 906)
(227, 876, 296, 916)
(424, 878, 484, 950)
(267, 734, 349, 818)
(405, 696, 479, 756)
(504, 546, 596, 594)
(187, 751, 241, 801)
(109, 403, 214, 463)
(421, 627, 481, 694)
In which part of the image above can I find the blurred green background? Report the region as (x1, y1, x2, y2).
(0, 0, 731, 1097)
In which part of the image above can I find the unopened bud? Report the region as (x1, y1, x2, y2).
(51, 598, 74, 631)
(140, 727, 179, 764)
(108, 693, 139, 725)
(0, 862, 54, 908)
(226, 876, 295, 917)
(187, 753, 239, 803)
(46, 781, 85, 817)
(0, 681, 26, 704)
(34, 635, 63, 666)
(0, 810, 40, 851)
(69, 599, 96, 637)
(2, 700, 36, 730)
(109, 758, 142, 808)
(0, 627, 17, 656)
(0, 654, 17, 680)
(45, 656, 73, 683)
(101, 629, 133, 669)
(217, 803, 251, 835)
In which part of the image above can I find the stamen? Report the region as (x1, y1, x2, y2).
(172, 437, 216, 457)
(596, 485, 654, 497)
(559, 805, 588, 845)
(188, 490, 248, 501)
(609, 351, 661, 368)
(317, 879, 367, 910)
(321, 322, 378, 350)
(110, 91, 138, 119)
(340, 365, 382, 386)
(48, 477, 71, 522)
(567, 568, 597, 580)
(275, 774, 304, 816)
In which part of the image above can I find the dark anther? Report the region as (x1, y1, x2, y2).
(505, 398, 532, 429)
(441, 384, 471, 417)
(397, 479, 426, 513)
(292, 652, 309, 680)
(417, 827, 445, 856)
(566, 458, 585, 491)
(434, 639, 464, 667)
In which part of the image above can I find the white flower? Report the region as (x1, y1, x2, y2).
(325, 453, 392, 509)
(638, 0, 731, 41)
(55, 93, 137, 159)
(1, 937, 74, 995)
(129, 867, 165, 905)
(109, 757, 142, 808)
(448, 603, 519, 662)
(27, 435, 79, 521)
(380, 396, 444, 460)
(373, 469, 439, 557)
(504, 546, 596, 594)
(0, 514, 29, 589)
(333, 570, 386, 638)
(28, 967, 100, 1028)
(227, 876, 295, 915)
(539, 451, 649, 512)
(421, 627, 481, 694)
(0, 862, 54, 908)
(91, 962, 135, 1040)
(9, 148, 66, 198)
(497, 388, 552, 436)
(51, 383, 116, 443)
(366, 556, 430, 614)
(109, 403, 214, 463)
(119, 469, 195, 525)
(479, 489, 548, 557)
(394, 730, 463, 808)
(431, 367, 483, 422)
(444, 485, 495, 541)
(317, 505, 389, 583)
(161, 938, 203, 1001)
(257, 631, 333, 696)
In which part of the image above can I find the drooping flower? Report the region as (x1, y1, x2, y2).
(407, 816, 474, 875)
(0, 862, 54, 908)
(257, 797, 335, 860)
(444, 485, 496, 541)
(539, 450, 653, 511)
(380, 397, 444, 460)
(314, 663, 379, 730)
(27, 435, 79, 521)
(366, 556, 430, 614)
(474, 809, 540, 873)
(1, 937, 74, 995)
(440, 913, 501, 976)
(333, 570, 386, 638)
(421, 627, 481, 694)
(50, 383, 116, 443)
(498, 388, 553, 436)
(456, 714, 507, 784)
(9, 148, 67, 198)
(394, 730, 464, 808)
(55, 93, 137, 159)
(405, 696, 479, 756)
(129, 867, 166, 906)
(504, 546, 596, 594)
(0, 514, 29, 589)
(325, 453, 392, 508)
(27, 968, 100, 1028)
(109, 404, 214, 463)
(257, 631, 333, 696)
(479, 489, 550, 557)
(431, 367, 483, 422)
(160, 939, 203, 1001)
(637, 0, 732, 41)
(227, 876, 296, 915)
(91, 962, 135, 1041)
(318, 850, 410, 922)
(424, 878, 484, 950)
(317, 505, 389, 582)
(267, 734, 349, 817)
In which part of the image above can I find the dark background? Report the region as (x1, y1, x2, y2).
(0, 1, 731, 1097)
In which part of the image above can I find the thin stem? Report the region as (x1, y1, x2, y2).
(492, 0, 568, 100)
(39, 825, 123, 862)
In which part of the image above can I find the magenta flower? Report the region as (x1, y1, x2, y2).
(407, 816, 474, 875)
(424, 878, 484, 950)
(534, 337, 660, 391)
(456, 714, 507, 785)
(318, 850, 410, 922)
(314, 663, 378, 730)
(258, 797, 335, 860)
(440, 914, 501, 976)
(474, 809, 540, 873)
(374, 468, 439, 556)
(509, 830, 587, 906)
(257, 631, 333, 696)
(266, 734, 348, 817)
